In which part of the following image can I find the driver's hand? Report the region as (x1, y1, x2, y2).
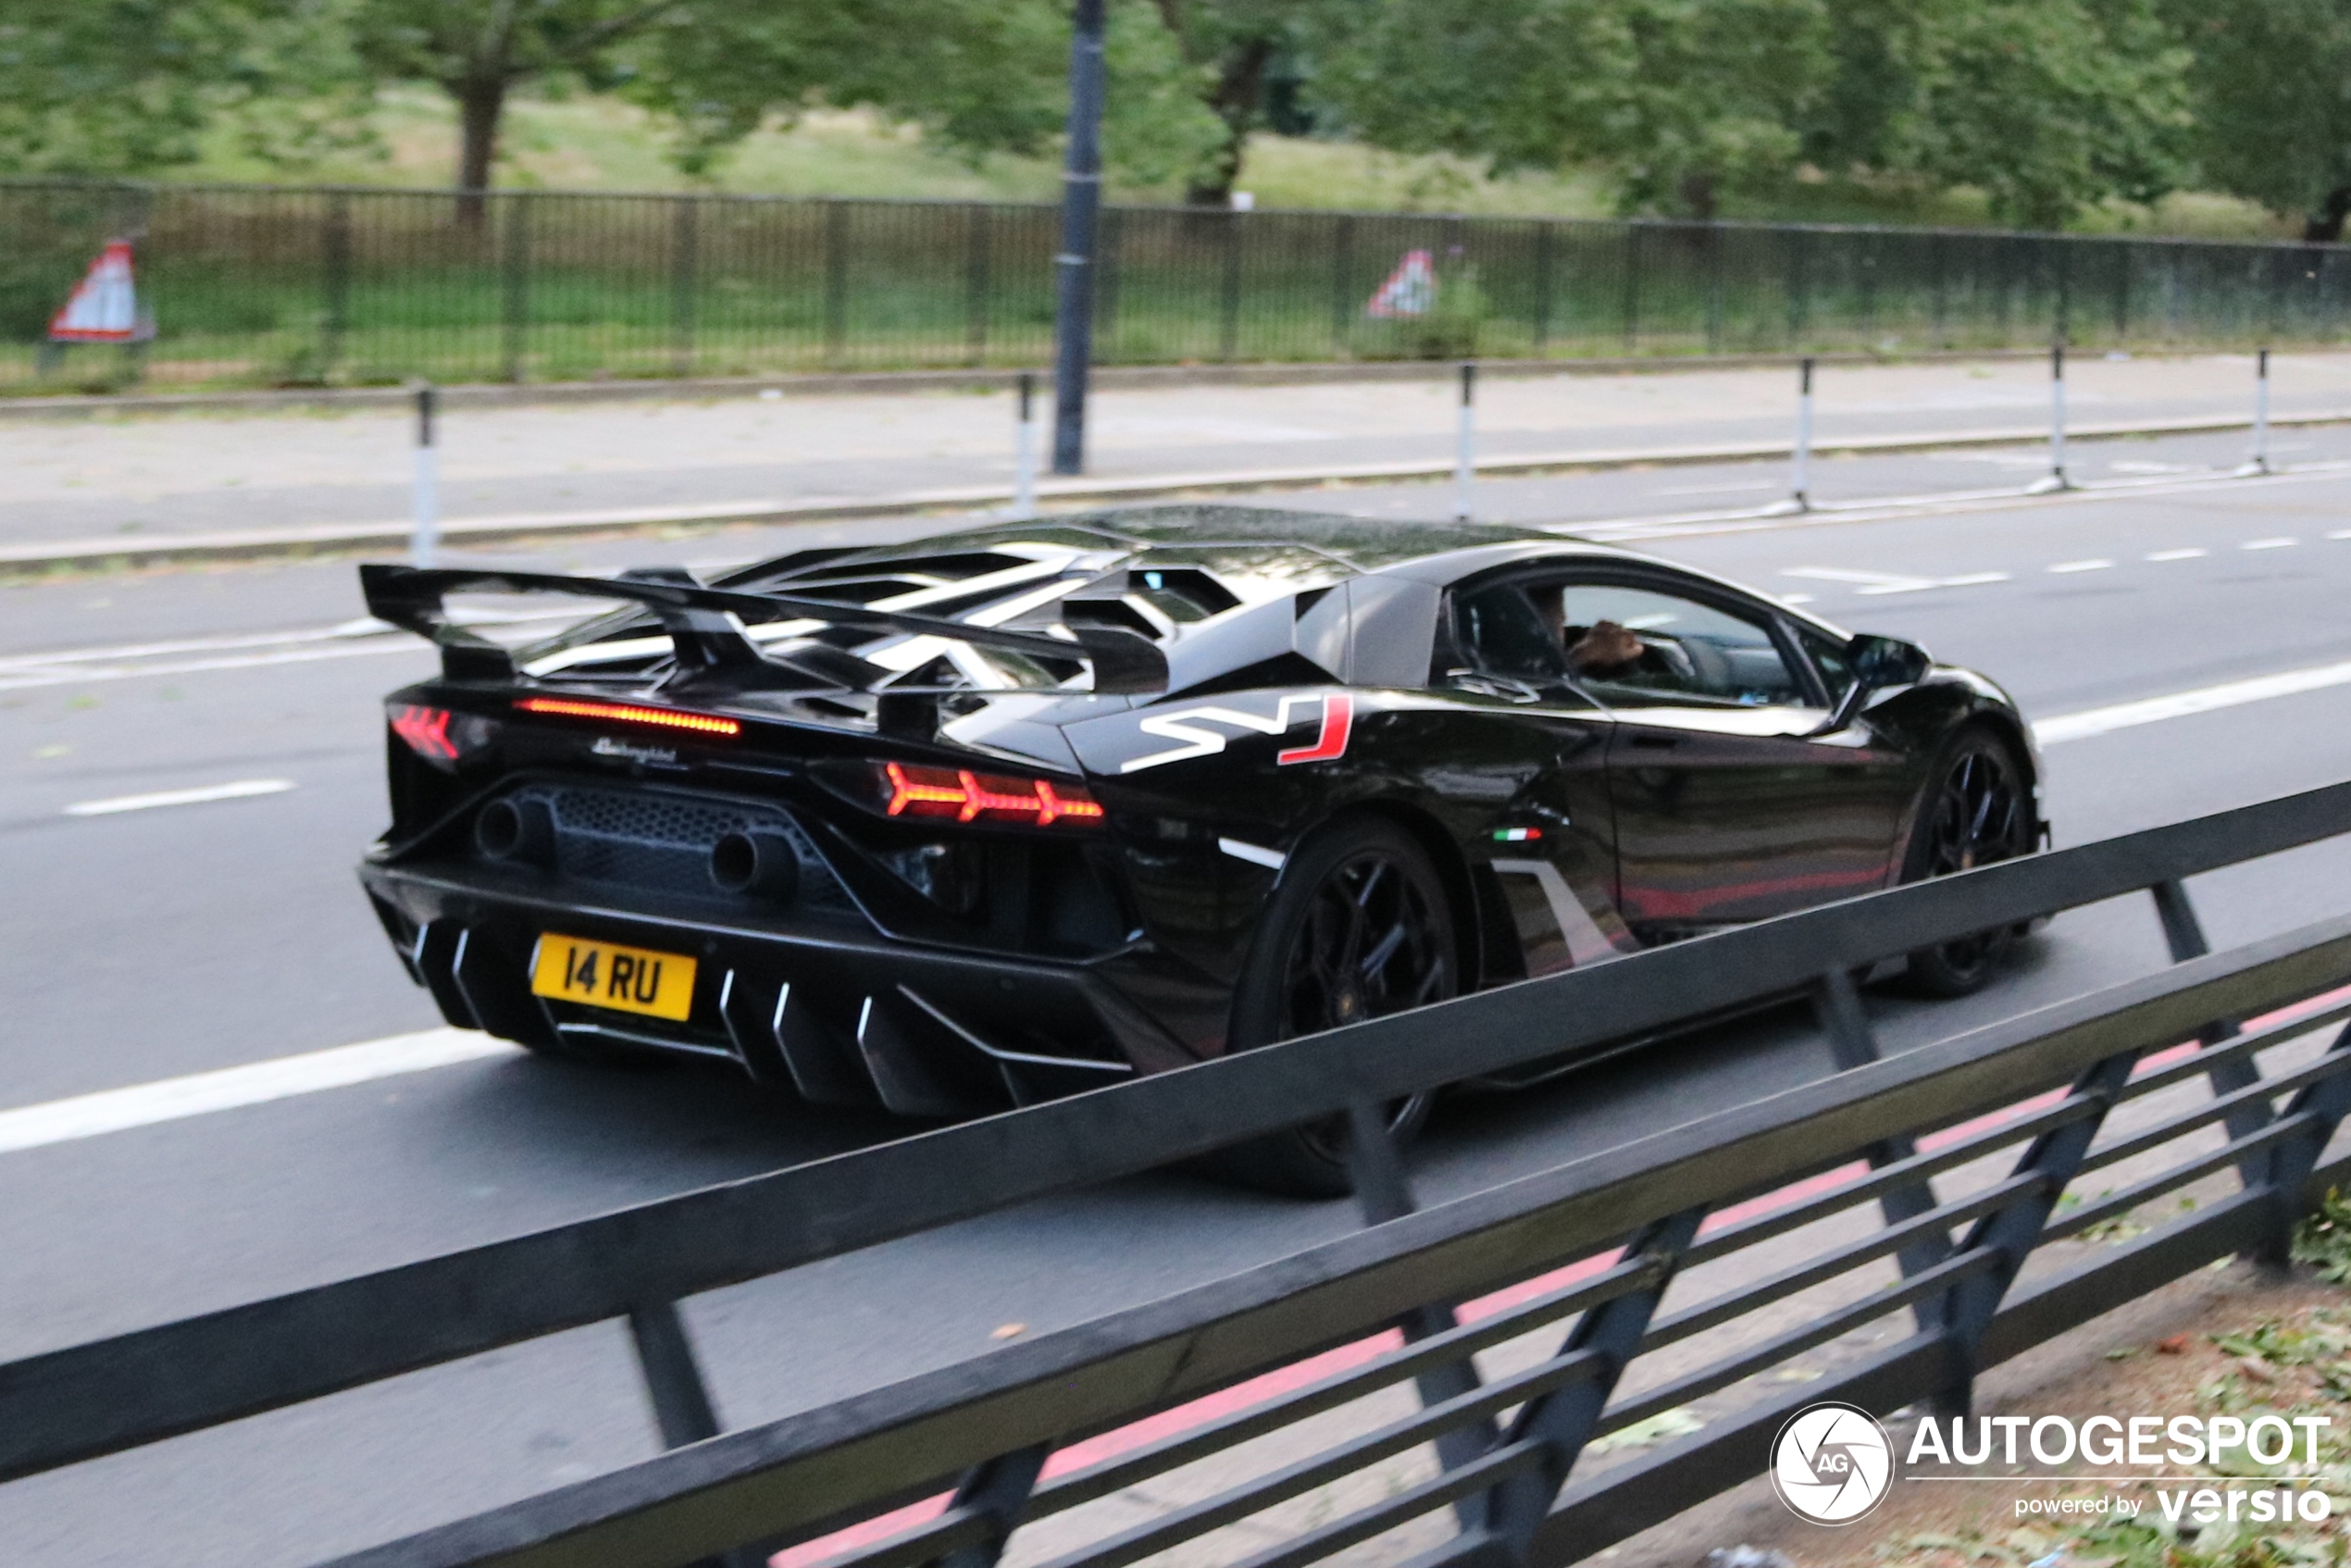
(1567, 619, 1645, 673)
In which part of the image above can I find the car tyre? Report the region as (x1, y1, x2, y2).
(1897, 725, 2034, 997)
(1204, 816, 1459, 1198)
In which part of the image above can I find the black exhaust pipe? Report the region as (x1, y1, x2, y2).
(474, 797, 555, 866)
(711, 830, 801, 902)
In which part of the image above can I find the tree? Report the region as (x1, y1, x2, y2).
(2171, 0, 2351, 239)
(1144, 1, 1325, 205)
(0, 0, 358, 177)
(1311, 0, 1834, 219)
(1807, 0, 2193, 230)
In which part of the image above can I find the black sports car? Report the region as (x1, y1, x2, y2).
(358, 505, 2043, 1191)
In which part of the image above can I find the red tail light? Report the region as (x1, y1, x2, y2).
(514, 698, 740, 737)
(390, 704, 458, 761)
(878, 762, 1105, 828)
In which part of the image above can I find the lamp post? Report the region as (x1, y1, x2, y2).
(1051, 0, 1107, 476)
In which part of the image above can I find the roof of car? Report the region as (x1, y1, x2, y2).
(733, 504, 1571, 588)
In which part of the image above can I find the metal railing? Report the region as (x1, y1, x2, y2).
(5, 178, 2345, 393)
(10, 782, 2351, 1566)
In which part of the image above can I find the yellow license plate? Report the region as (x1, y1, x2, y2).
(530, 934, 698, 1022)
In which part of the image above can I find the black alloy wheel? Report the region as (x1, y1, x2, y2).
(1209, 817, 1459, 1197)
(1900, 728, 2034, 996)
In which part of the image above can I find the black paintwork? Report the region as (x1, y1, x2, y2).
(357, 504, 2043, 1115)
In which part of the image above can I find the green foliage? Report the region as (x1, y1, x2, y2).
(0, 0, 366, 177)
(1312, 0, 1833, 218)
(1312, 0, 2192, 228)
(1808, 0, 2194, 230)
(2175, 0, 2351, 224)
(2294, 1188, 2351, 1282)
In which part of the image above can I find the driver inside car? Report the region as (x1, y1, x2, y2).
(1529, 586, 1647, 678)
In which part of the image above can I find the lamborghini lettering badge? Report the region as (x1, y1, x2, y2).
(1120, 694, 1354, 774)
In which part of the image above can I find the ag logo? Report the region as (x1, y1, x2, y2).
(1770, 1402, 1893, 1524)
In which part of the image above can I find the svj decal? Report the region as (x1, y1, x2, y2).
(1121, 694, 1353, 774)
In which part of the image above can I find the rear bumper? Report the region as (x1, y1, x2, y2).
(360, 860, 1192, 1115)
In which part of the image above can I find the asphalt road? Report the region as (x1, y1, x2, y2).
(6, 438, 2351, 1562)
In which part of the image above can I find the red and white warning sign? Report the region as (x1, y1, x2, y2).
(1364, 248, 1437, 318)
(49, 241, 145, 342)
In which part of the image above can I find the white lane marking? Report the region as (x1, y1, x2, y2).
(1777, 592, 1815, 605)
(0, 1029, 518, 1156)
(2047, 559, 2114, 574)
(0, 640, 425, 693)
(64, 778, 294, 816)
(1858, 570, 2009, 595)
(2243, 537, 2299, 550)
(1781, 566, 1926, 590)
(2147, 548, 2208, 561)
(2035, 658, 2351, 745)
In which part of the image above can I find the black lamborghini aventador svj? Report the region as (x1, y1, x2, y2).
(358, 504, 2043, 1192)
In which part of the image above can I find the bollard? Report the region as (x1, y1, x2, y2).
(1011, 370, 1039, 519)
(410, 383, 439, 567)
(2037, 342, 2072, 492)
(2249, 347, 2273, 476)
(1453, 361, 1476, 523)
(1791, 356, 1816, 512)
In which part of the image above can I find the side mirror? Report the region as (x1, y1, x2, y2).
(1848, 633, 1931, 689)
(1810, 633, 1933, 735)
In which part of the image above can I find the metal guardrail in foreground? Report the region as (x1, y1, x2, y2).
(8, 783, 2351, 1567)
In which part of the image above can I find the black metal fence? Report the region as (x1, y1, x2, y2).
(10, 779, 2351, 1567)
(4, 178, 2345, 394)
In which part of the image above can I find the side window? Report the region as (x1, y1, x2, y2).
(1550, 582, 1809, 708)
(1797, 625, 1857, 703)
(1452, 582, 1571, 684)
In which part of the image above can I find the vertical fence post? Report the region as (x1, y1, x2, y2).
(500, 194, 529, 384)
(1929, 230, 1948, 349)
(964, 204, 991, 368)
(2113, 242, 2131, 342)
(824, 201, 850, 372)
(1790, 355, 1815, 512)
(671, 195, 697, 380)
(625, 1300, 766, 1568)
(322, 191, 352, 380)
(2053, 238, 2072, 351)
(1011, 370, 1039, 519)
(1346, 1100, 1498, 1495)
(1622, 225, 1641, 352)
(1330, 215, 1356, 355)
(2248, 346, 2273, 475)
(1704, 225, 1725, 355)
(1453, 361, 1476, 523)
(1786, 229, 1810, 349)
(410, 383, 439, 568)
(1533, 221, 1556, 355)
(1219, 208, 1245, 363)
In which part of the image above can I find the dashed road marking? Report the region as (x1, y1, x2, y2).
(64, 778, 295, 816)
(0, 1029, 518, 1156)
(2243, 537, 2299, 550)
(2046, 559, 2114, 574)
(2147, 548, 2207, 561)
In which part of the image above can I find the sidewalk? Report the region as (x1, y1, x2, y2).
(0, 351, 2335, 565)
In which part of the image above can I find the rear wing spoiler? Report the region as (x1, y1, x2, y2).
(358, 564, 1168, 695)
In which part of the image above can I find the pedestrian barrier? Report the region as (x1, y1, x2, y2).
(9, 782, 2351, 1568)
(6, 178, 2345, 392)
